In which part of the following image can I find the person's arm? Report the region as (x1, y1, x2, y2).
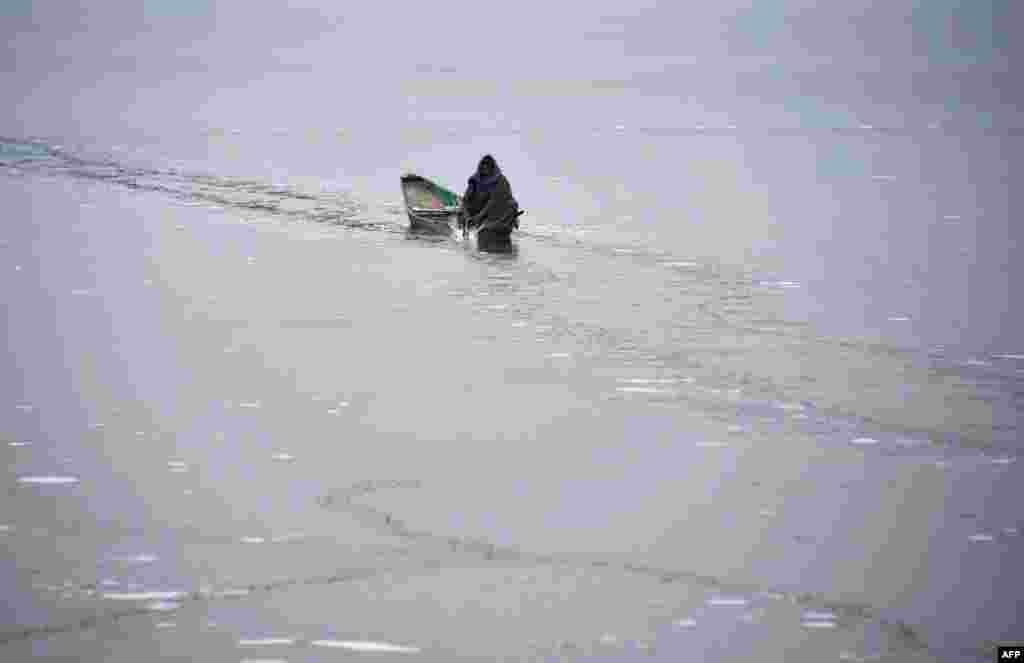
(459, 179, 476, 228)
(468, 177, 509, 227)
(462, 178, 476, 204)
(471, 195, 496, 227)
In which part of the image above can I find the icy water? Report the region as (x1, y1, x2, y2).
(2, 2, 1022, 662)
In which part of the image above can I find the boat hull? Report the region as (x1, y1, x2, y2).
(407, 210, 457, 234)
(401, 174, 461, 234)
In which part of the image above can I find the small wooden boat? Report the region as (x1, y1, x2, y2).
(400, 173, 461, 234)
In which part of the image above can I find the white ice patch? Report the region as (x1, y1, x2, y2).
(616, 387, 674, 394)
(240, 537, 266, 544)
(111, 554, 158, 564)
(968, 533, 994, 543)
(239, 401, 262, 409)
(311, 640, 421, 654)
(17, 475, 79, 485)
(851, 437, 880, 446)
(145, 601, 181, 612)
(546, 353, 571, 359)
(239, 637, 297, 647)
(695, 441, 728, 448)
(803, 611, 837, 621)
(707, 597, 748, 607)
(271, 453, 296, 462)
(103, 591, 186, 601)
(8, 441, 31, 447)
(673, 618, 698, 628)
(801, 620, 837, 629)
(887, 316, 910, 322)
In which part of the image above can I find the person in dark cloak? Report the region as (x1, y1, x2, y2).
(460, 154, 519, 233)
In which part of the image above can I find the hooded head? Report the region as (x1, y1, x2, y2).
(477, 154, 499, 179)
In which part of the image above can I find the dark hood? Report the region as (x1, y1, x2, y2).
(477, 154, 499, 174)
(472, 154, 502, 192)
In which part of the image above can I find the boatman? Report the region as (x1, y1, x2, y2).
(460, 154, 519, 233)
